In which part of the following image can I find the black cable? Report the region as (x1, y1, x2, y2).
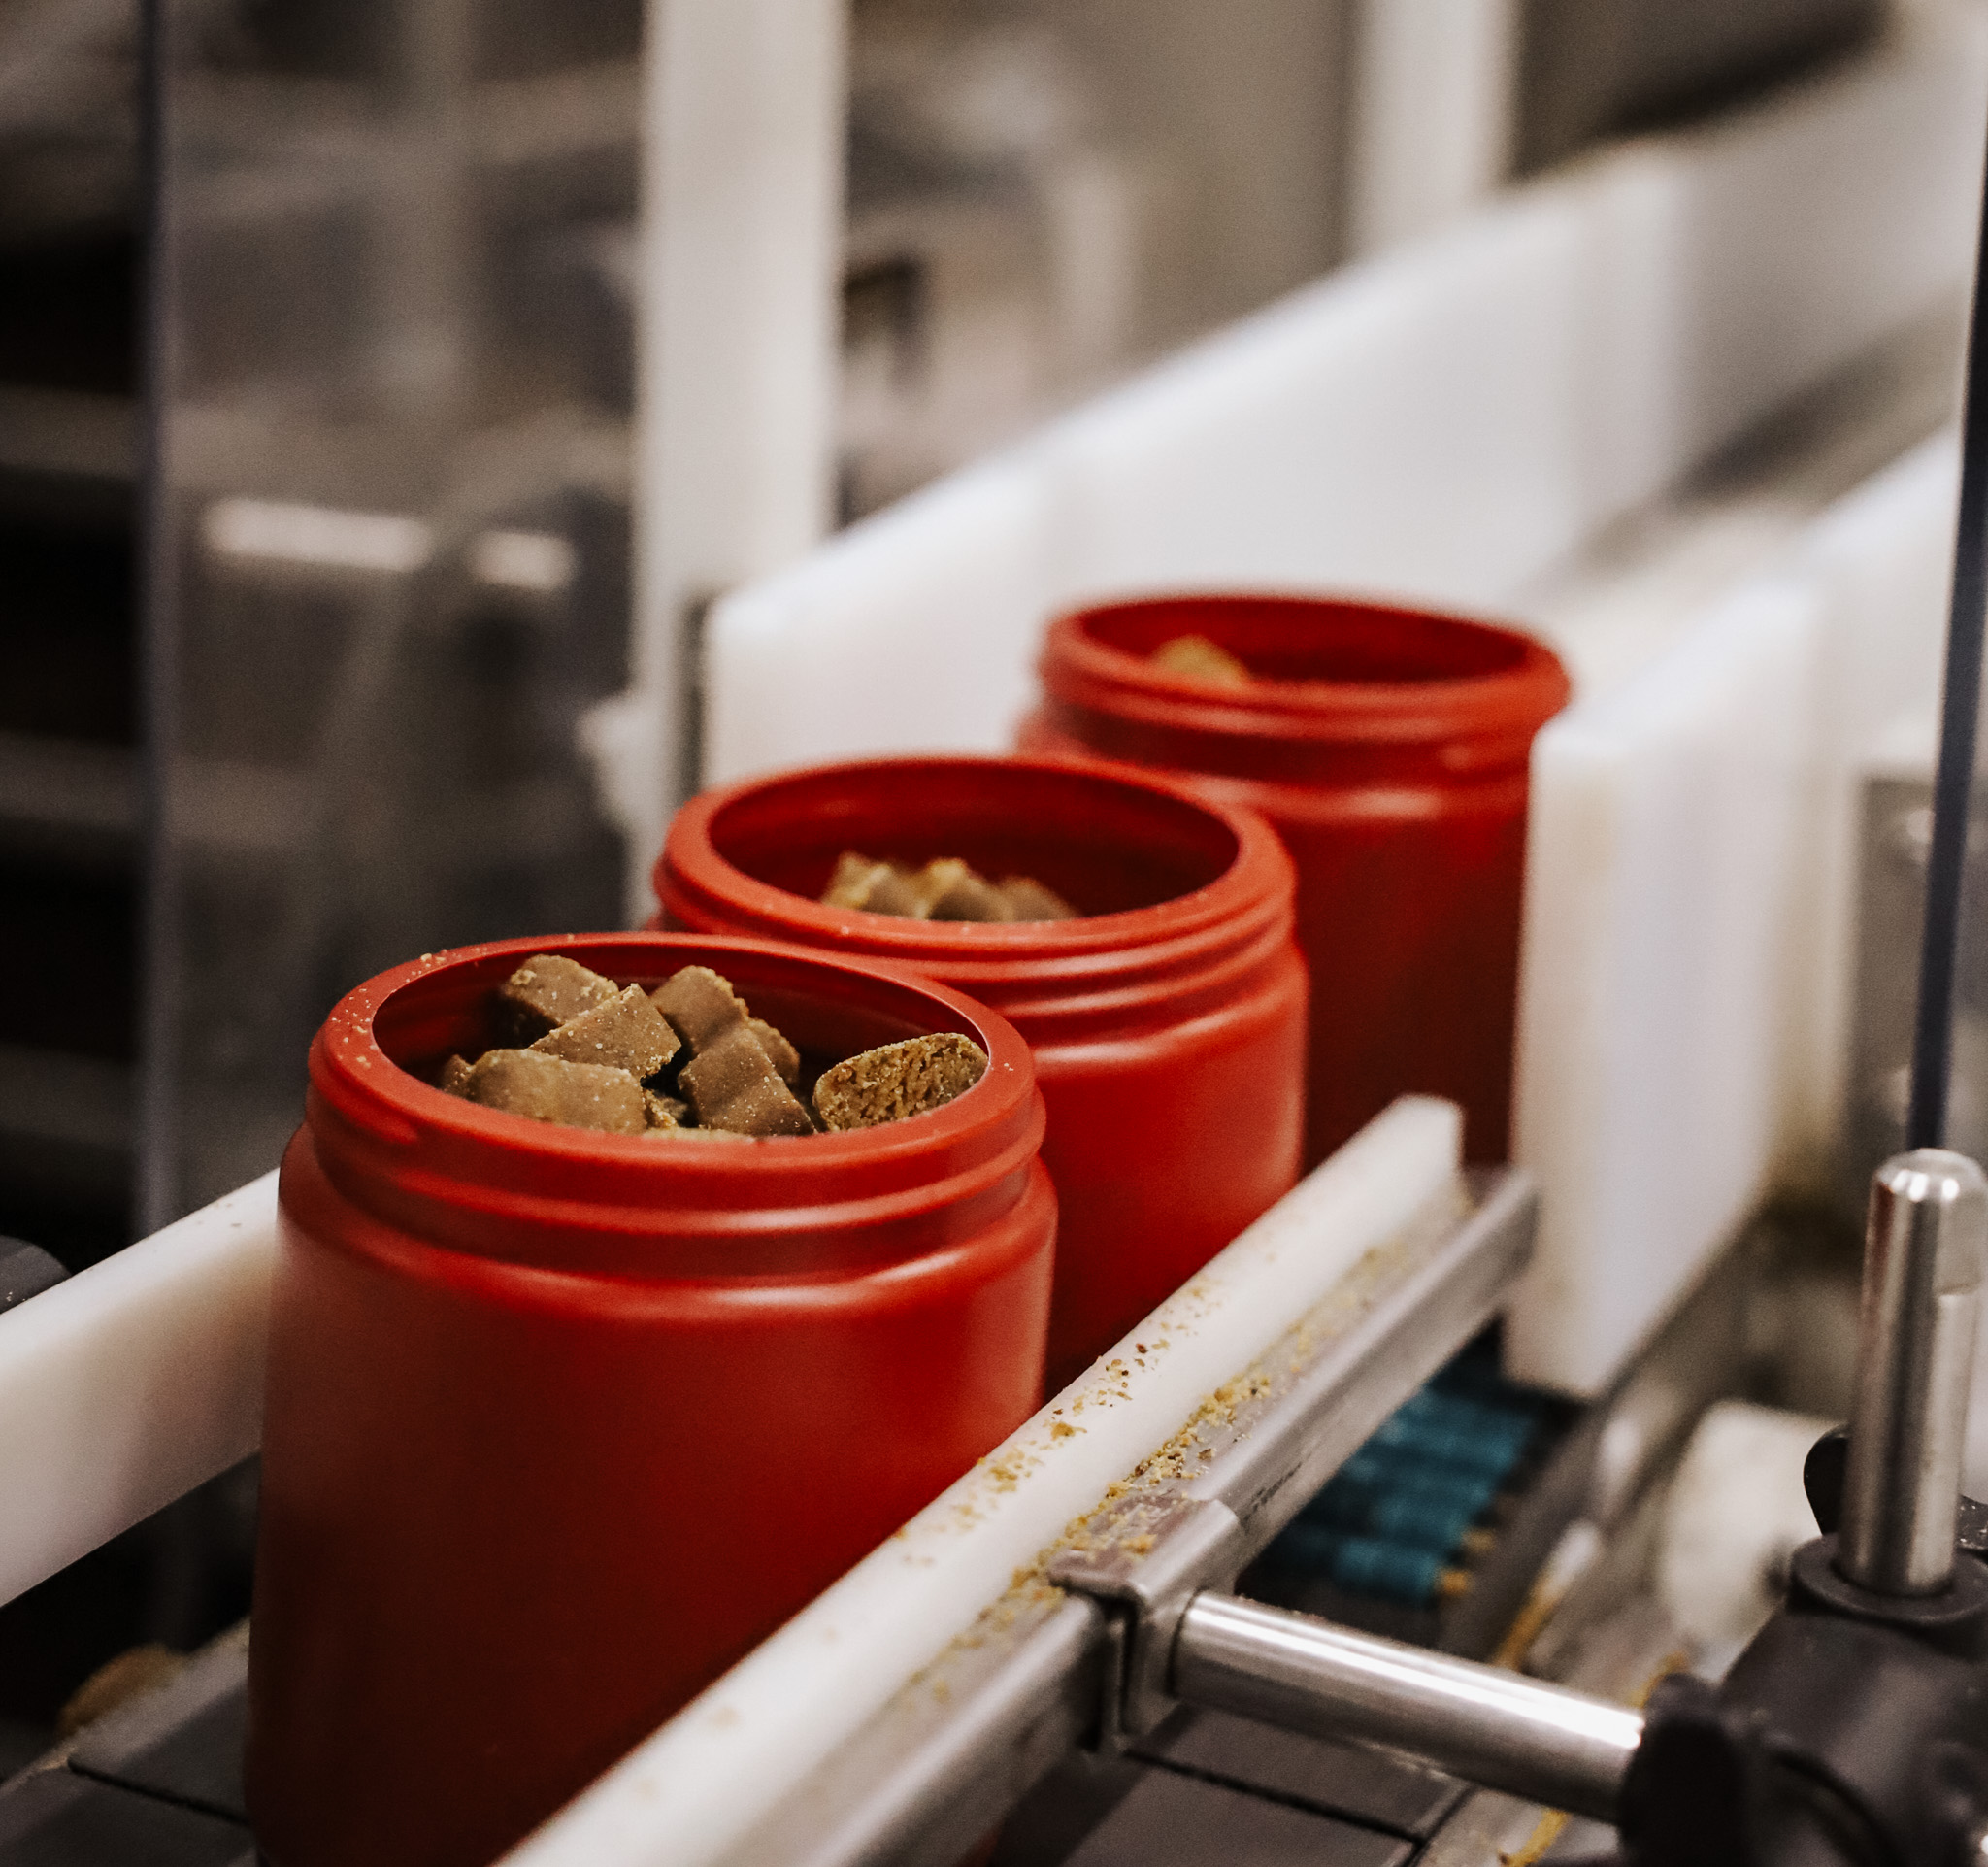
(1908, 122, 1988, 1151)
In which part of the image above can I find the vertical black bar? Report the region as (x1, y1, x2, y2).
(1909, 121, 1988, 1151)
(134, 0, 182, 1229)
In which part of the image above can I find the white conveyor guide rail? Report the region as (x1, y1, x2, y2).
(0, 1171, 278, 1607)
(503, 1098, 1530, 1867)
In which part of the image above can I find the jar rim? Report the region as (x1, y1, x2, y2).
(300, 932, 1045, 1274)
(657, 754, 1294, 984)
(1041, 593, 1570, 748)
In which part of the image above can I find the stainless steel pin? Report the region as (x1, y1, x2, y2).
(1839, 1149, 1988, 1596)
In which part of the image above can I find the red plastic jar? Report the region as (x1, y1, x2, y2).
(1019, 594, 1570, 1166)
(247, 932, 1055, 1867)
(653, 756, 1306, 1391)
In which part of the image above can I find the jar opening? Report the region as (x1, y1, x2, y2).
(702, 759, 1242, 919)
(370, 943, 958, 1108)
(1080, 595, 1533, 687)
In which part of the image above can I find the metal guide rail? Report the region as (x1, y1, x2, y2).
(719, 1167, 1541, 1867)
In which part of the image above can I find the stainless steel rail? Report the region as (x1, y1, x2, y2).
(1170, 1593, 1642, 1824)
(715, 1167, 1539, 1867)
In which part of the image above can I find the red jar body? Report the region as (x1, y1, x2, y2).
(1019, 595, 1569, 1166)
(654, 757, 1307, 1389)
(248, 934, 1055, 1867)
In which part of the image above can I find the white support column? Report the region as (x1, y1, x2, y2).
(584, 0, 847, 920)
(1347, 0, 1520, 257)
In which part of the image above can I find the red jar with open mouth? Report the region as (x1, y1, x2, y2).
(654, 755, 1306, 1392)
(1020, 594, 1569, 1165)
(246, 932, 1055, 1867)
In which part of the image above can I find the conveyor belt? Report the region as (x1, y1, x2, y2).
(0, 1626, 1473, 1867)
(0, 1628, 249, 1865)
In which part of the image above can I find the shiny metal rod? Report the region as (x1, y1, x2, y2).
(1840, 1150, 1988, 1595)
(1171, 1593, 1641, 1823)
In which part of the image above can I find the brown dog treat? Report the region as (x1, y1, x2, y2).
(650, 965, 752, 1053)
(643, 1089, 689, 1130)
(822, 851, 895, 911)
(812, 1033, 988, 1130)
(436, 1054, 474, 1096)
(531, 984, 679, 1078)
(926, 866, 1016, 922)
(496, 953, 621, 1043)
(461, 1050, 646, 1134)
(863, 867, 928, 916)
(996, 875, 1078, 921)
(821, 852, 1079, 924)
(1151, 634, 1251, 687)
(821, 851, 929, 917)
(900, 858, 977, 918)
(747, 1017, 802, 1086)
(679, 1023, 814, 1136)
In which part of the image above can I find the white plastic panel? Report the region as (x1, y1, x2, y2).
(0, 1171, 278, 1606)
(701, 17, 1988, 790)
(504, 1098, 1462, 1867)
(705, 453, 1054, 781)
(1576, 32, 1988, 522)
(1510, 431, 1962, 1393)
(1039, 192, 1592, 613)
(1509, 577, 1821, 1394)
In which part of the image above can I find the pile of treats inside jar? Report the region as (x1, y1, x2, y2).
(1150, 634, 1251, 685)
(822, 852, 1077, 921)
(434, 953, 987, 1139)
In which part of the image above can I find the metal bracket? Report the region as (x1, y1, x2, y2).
(1048, 1496, 1245, 1746)
(1050, 1168, 1538, 1753)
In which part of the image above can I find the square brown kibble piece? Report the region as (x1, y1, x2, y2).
(460, 1049, 646, 1134)
(496, 953, 621, 1044)
(812, 1033, 988, 1130)
(822, 851, 928, 918)
(678, 1023, 814, 1136)
(650, 965, 752, 1053)
(925, 865, 1015, 922)
(821, 852, 895, 912)
(1150, 633, 1251, 687)
(643, 1089, 688, 1131)
(898, 859, 978, 918)
(436, 1054, 474, 1095)
(996, 876, 1077, 921)
(747, 1017, 802, 1086)
(531, 984, 679, 1079)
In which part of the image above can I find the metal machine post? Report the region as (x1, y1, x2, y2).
(1838, 1150, 1988, 1595)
